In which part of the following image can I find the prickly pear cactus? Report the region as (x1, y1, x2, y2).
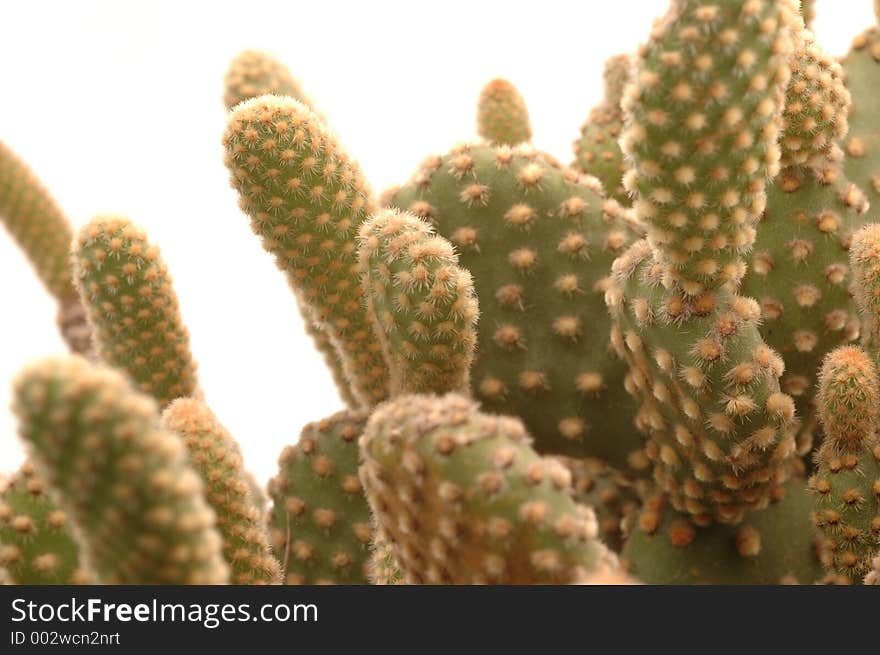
(268, 410, 373, 584)
(12, 356, 229, 584)
(389, 143, 643, 470)
(476, 79, 532, 147)
(572, 54, 631, 204)
(360, 393, 616, 584)
(73, 215, 199, 408)
(0, 463, 88, 584)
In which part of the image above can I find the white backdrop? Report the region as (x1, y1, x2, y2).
(0, 0, 873, 486)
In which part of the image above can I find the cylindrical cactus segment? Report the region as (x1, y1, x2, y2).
(620, 0, 797, 295)
(358, 209, 479, 395)
(0, 462, 88, 584)
(12, 356, 228, 584)
(161, 399, 281, 584)
(815, 346, 879, 451)
(72, 215, 198, 408)
(223, 50, 313, 111)
(0, 140, 92, 354)
(849, 224, 880, 347)
(222, 95, 390, 408)
(267, 409, 374, 584)
(476, 78, 533, 146)
(360, 393, 609, 584)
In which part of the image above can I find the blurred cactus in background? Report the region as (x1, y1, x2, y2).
(3, 0, 880, 586)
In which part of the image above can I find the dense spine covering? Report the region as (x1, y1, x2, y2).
(360, 394, 613, 584)
(607, 0, 800, 525)
(223, 50, 313, 111)
(810, 346, 880, 584)
(73, 216, 198, 408)
(0, 463, 88, 584)
(267, 410, 373, 584)
(223, 96, 390, 408)
(0, 141, 92, 353)
(12, 356, 228, 584)
(358, 209, 479, 395)
(572, 54, 632, 204)
(367, 528, 405, 585)
(162, 399, 281, 584)
(476, 79, 533, 146)
(389, 143, 642, 469)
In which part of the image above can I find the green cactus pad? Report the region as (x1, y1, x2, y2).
(162, 399, 281, 584)
(476, 79, 532, 147)
(268, 409, 373, 584)
(622, 478, 821, 584)
(73, 215, 199, 408)
(360, 393, 613, 584)
(12, 356, 228, 584)
(358, 209, 479, 395)
(223, 95, 390, 408)
(0, 463, 88, 584)
(389, 143, 643, 469)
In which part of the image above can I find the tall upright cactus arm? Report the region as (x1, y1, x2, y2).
(358, 209, 479, 396)
(72, 215, 199, 409)
(12, 356, 228, 584)
(0, 140, 92, 353)
(222, 96, 390, 408)
(810, 346, 880, 584)
(476, 79, 532, 147)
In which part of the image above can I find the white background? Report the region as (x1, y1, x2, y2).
(0, 0, 874, 486)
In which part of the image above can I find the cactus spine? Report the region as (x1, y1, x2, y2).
(223, 50, 314, 111)
(476, 79, 532, 147)
(12, 356, 228, 584)
(223, 96, 389, 408)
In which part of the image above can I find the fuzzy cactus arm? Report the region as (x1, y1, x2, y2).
(476, 79, 532, 147)
(223, 50, 314, 111)
(222, 96, 390, 408)
(12, 356, 228, 584)
(72, 215, 198, 408)
(810, 346, 880, 584)
(358, 209, 479, 395)
(360, 394, 616, 584)
(162, 399, 281, 584)
(0, 141, 92, 353)
(849, 224, 880, 347)
(268, 410, 373, 584)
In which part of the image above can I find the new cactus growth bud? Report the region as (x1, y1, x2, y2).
(73, 215, 199, 408)
(12, 356, 228, 584)
(476, 79, 532, 147)
(358, 209, 479, 395)
(572, 54, 632, 204)
(0, 462, 88, 584)
(607, 0, 800, 524)
(0, 140, 91, 353)
(268, 410, 373, 584)
(389, 143, 642, 469)
(360, 393, 611, 584)
(810, 346, 880, 584)
(223, 95, 390, 408)
(223, 50, 314, 111)
(623, 479, 821, 584)
(162, 399, 281, 584)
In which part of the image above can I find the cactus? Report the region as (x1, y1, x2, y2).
(476, 79, 532, 147)
(0, 140, 92, 354)
(267, 409, 373, 584)
(367, 528, 405, 585)
(223, 50, 314, 111)
(800, 0, 815, 26)
(360, 393, 616, 584)
(12, 356, 228, 584)
(162, 399, 281, 584)
(388, 144, 643, 470)
(72, 215, 199, 408)
(223, 95, 389, 408)
(572, 54, 632, 204)
(740, 28, 867, 454)
(0, 462, 88, 584)
(358, 208, 479, 395)
(606, 0, 801, 525)
(623, 479, 821, 584)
